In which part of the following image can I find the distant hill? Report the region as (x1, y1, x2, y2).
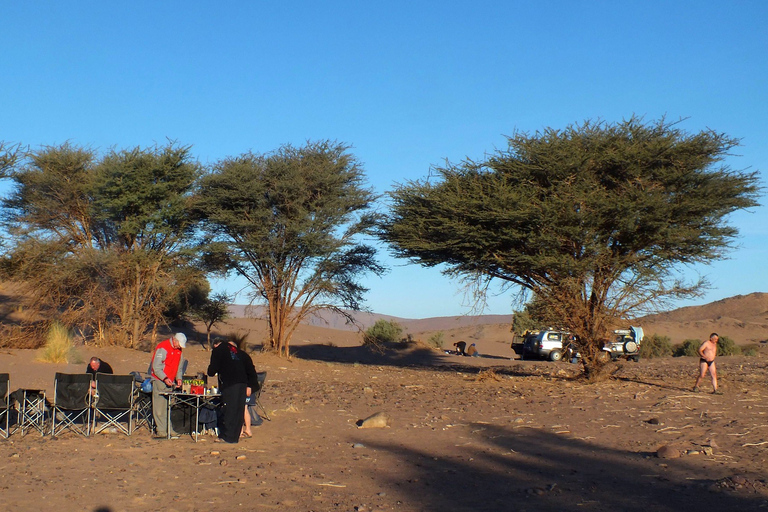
(637, 292, 768, 344)
(227, 304, 513, 332)
(228, 292, 768, 345)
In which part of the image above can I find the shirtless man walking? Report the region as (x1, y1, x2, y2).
(693, 333, 721, 394)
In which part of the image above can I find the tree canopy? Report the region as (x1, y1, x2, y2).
(196, 141, 384, 356)
(1, 142, 203, 347)
(379, 118, 760, 375)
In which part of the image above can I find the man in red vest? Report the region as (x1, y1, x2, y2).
(150, 333, 187, 438)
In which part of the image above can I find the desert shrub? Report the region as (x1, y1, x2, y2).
(741, 344, 760, 357)
(364, 320, 404, 345)
(427, 331, 445, 349)
(640, 334, 673, 359)
(673, 336, 743, 357)
(673, 339, 701, 357)
(717, 335, 741, 356)
(0, 323, 47, 349)
(476, 368, 501, 382)
(37, 321, 80, 363)
(741, 343, 760, 357)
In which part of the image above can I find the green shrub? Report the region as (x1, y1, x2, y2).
(673, 336, 744, 357)
(37, 322, 79, 363)
(639, 334, 673, 359)
(427, 331, 445, 349)
(741, 344, 760, 357)
(673, 339, 701, 357)
(364, 320, 404, 345)
(717, 335, 741, 356)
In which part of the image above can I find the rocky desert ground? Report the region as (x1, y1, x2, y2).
(1, 293, 768, 511)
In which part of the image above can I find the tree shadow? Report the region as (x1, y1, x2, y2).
(288, 342, 582, 381)
(614, 374, 693, 393)
(353, 423, 767, 511)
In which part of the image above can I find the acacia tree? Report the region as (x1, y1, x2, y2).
(0, 142, 21, 178)
(190, 292, 231, 349)
(196, 141, 384, 357)
(1, 143, 202, 347)
(379, 118, 760, 377)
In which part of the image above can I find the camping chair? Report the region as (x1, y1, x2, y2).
(134, 387, 154, 433)
(249, 371, 270, 421)
(14, 388, 47, 436)
(92, 374, 137, 435)
(0, 374, 10, 438)
(51, 373, 93, 437)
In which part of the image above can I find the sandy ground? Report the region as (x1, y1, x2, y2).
(2, 338, 768, 512)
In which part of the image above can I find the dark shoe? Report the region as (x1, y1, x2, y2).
(692, 386, 700, 393)
(712, 389, 723, 395)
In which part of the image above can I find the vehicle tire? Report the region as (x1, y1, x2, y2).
(550, 350, 563, 362)
(624, 341, 638, 353)
(596, 351, 610, 363)
(630, 355, 640, 362)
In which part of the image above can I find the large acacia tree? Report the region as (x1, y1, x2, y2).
(380, 118, 760, 376)
(1, 142, 202, 347)
(196, 141, 384, 357)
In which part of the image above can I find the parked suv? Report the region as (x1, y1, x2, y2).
(521, 328, 571, 361)
(602, 326, 643, 362)
(521, 326, 644, 363)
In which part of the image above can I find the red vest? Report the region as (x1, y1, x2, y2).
(151, 338, 182, 381)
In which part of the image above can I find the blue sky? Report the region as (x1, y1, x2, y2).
(1, 1, 766, 318)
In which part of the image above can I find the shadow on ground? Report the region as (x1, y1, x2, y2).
(288, 342, 583, 380)
(353, 424, 767, 512)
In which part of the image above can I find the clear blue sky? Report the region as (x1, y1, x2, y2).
(1, 1, 766, 318)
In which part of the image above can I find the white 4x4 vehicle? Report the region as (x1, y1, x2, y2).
(521, 326, 644, 363)
(601, 326, 643, 362)
(521, 329, 571, 361)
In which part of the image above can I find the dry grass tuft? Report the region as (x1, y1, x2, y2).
(476, 369, 501, 382)
(37, 322, 80, 363)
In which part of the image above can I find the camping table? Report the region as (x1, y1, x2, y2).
(16, 389, 47, 436)
(161, 391, 220, 442)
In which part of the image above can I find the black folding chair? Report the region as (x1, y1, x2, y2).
(92, 374, 136, 435)
(251, 371, 270, 421)
(135, 389, 154, 433)
(51, 373, 92, 437)
(0, 373, 10, 438)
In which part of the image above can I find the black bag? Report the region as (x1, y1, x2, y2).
(198, 406, 217, 431)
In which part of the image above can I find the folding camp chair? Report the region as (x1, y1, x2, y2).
(51, 373, 92, 437)
(92, 374, 137, 435)
(250, 371, 270, 421)
(0, 374, 10, 438)
(16, 388, 47, 436)
(134, 389, 154, 433)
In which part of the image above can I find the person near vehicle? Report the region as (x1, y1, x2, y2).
(466, 343, 480, 357)
(150, 333, 187, 438)
(207, 337, 256, 443)
(453, 341, 467, 356)
(693, 333, 720, 394)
